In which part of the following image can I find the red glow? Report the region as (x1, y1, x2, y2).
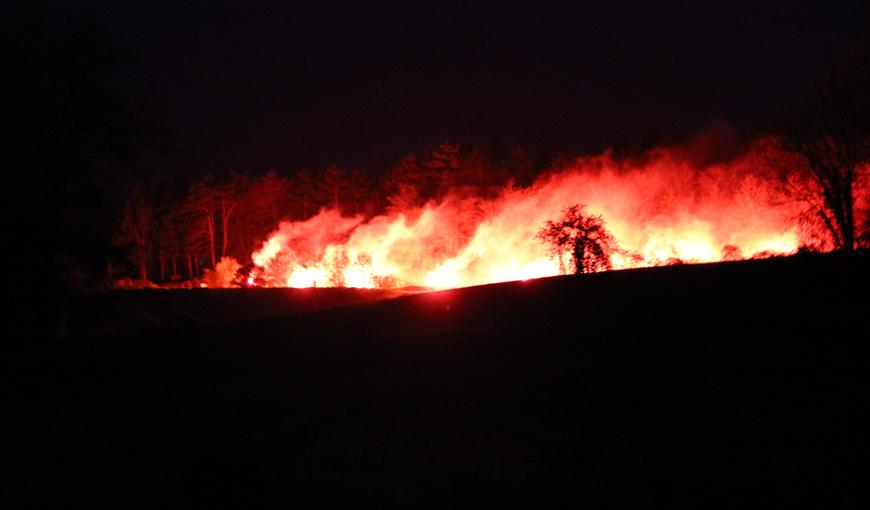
(249, 140, 867, 289)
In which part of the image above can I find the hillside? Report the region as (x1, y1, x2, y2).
(2, 252, 867, 507)
(61, 286, 417, 339)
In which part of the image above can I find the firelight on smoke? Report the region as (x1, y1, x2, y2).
(249, 141, 860, 290)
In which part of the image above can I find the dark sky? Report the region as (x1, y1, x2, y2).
(36, 1, 870, 176)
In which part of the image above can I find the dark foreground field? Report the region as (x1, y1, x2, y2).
(3, 253, 868, 507)
(61, 286, 417, 339)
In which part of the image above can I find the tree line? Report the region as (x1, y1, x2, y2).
(113, 143, 537, 283)
(6, 5, 867, 338)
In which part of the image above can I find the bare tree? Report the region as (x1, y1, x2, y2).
(777, 30, 870, 251)
(537, 204, 617, 274)
(216, 173, 249, 260)
(183, 177, 218, 268)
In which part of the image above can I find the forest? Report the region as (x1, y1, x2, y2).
(112, 142, 540, 285)
(113, 134, 870, 290)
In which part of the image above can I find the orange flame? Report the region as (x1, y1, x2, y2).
(250, 142, 851, 289)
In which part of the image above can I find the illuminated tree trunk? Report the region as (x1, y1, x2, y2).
(186, 255, 193, 279)
(185, 179, 219, 268)
(119, 189, 152, 282)
(207, 213, 216, 268)
(137, 240, 147, 282)
(220, 201, 234, 259)
(221, 202, 228, 259)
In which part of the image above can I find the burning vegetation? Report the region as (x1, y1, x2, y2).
(115, 136, 869, 290)
(111, 31, 870, 291)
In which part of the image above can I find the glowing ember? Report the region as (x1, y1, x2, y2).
(249, 141, 864, 289)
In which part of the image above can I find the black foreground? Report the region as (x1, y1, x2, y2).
(3, 253, 867, 508)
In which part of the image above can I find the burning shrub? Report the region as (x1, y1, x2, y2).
(202, 257, 242, 288)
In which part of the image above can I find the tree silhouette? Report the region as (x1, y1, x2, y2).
(344, 169, 375, 216)
(537, 204, 617, 274)
(318, 165, 349, 212)
(290, 169, 319, 219)
(183, 177, 219, 268)
(216, 172, 249, 260)
(243, 170, 292, 253)
(425, 142, 463, 196)
(249, 170, 292, 226)
(776, 30, 870, 251)
(114, 185, 154, 281)
(383, 154, 425, 214)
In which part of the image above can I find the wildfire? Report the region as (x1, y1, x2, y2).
(246, 139, 850, 290)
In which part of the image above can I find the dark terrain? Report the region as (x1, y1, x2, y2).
(61, 286, 416, 339)
(3, 253, 868, 508)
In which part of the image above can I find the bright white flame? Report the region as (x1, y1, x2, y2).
(245, 139, 859, 290)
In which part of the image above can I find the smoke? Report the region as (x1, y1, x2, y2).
(251, 137, 857, 289)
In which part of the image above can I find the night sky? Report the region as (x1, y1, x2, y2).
(31, 1, 870, 176)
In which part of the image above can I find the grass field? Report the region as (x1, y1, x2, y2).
(2, 252, 867, 507)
